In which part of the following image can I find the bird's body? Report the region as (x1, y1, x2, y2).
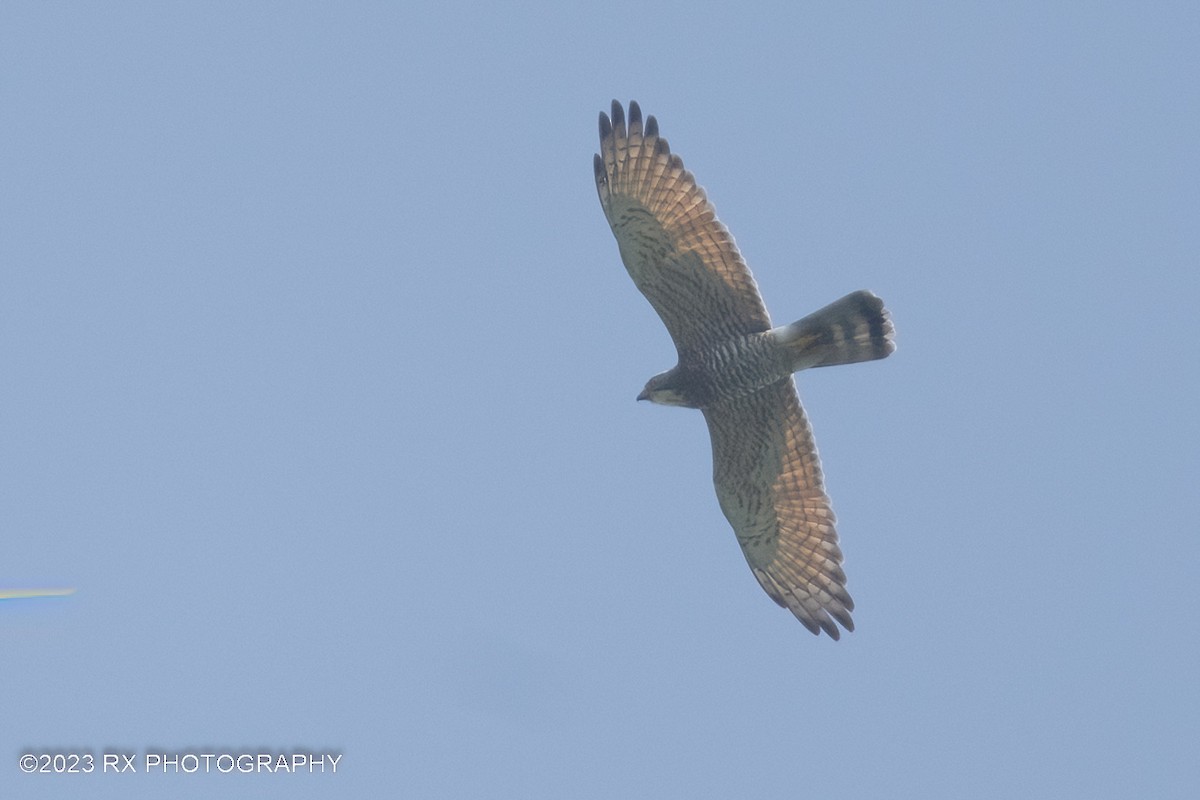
(594, 101, 894, 639)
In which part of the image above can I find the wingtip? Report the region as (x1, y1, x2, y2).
(812, 609, 852, 640)
(754, 567, 853, 640)
(627, 100, 643, 139)
(599, 100, 666, 154)
(801, 608, 848, 640)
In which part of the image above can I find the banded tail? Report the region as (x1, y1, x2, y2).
(774, 290, 895, 372)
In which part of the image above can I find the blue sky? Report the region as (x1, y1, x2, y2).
(3, 2, 1198, 798)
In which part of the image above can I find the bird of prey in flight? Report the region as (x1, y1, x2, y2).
(594, 100, 894, 639)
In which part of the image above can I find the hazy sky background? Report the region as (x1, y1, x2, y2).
(3, 3, 1198, 798)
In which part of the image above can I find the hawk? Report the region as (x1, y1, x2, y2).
(594, 101, 895, 639)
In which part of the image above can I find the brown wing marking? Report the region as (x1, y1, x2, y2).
(702, 380, 854, 639)
(594, 100, 771, 354)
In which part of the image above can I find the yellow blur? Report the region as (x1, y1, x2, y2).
(0, 588, 76, 600)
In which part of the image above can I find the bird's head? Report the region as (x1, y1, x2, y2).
(637, 368, 696, 407)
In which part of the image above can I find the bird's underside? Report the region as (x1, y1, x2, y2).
(594, 100, 894, 639)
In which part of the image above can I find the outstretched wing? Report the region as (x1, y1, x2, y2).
(594, 100, 771, 354)
(703, 380, 854, 639)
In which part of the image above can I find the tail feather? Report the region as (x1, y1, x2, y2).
(774, 290, 895, 372)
